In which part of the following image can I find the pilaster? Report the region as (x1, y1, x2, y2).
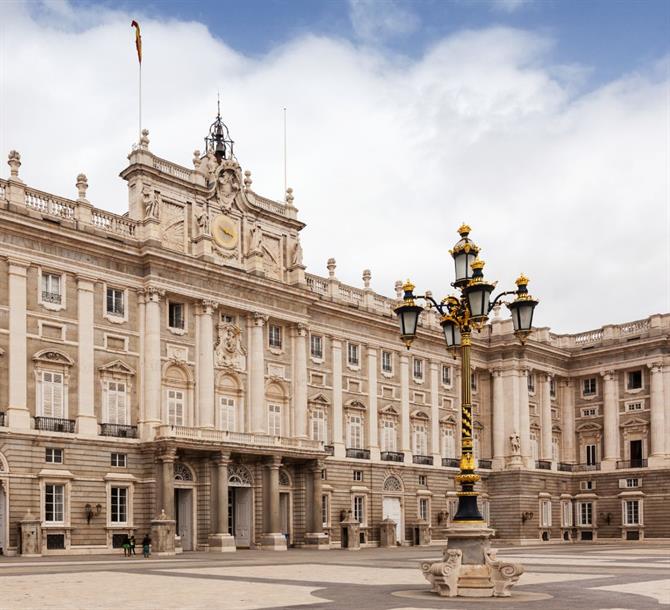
(648, 363, 665, 463)
(429, 361, 441, 464)
(293, 323, 308, 438)
(261, 456, 287, 551)
(367, 346, 380, 460)
(517, 367, 532, 469)
(399, 353, 412, 464)
(561, 379, 576, 464)
(601, 370, 619, 471)
(197, 300, 218, 428)
(76, 276, 98, 436)
(7, 259, 30, 429)
(208, 452, 235, 552)
(142, 287, 164, 437)
(249, 312, 267, 434)
(331, 338, 345, 457)
(540, 374, 553, 462)
(490, 368, 505, 470)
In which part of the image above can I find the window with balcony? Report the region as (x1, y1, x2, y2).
(347, 343, 360, 366)
(381, 351, 393, 374)
(268, 325, 282, 349)
(381, 419, 397, 452)
(268, 403, 282, 436)
(167, 389, 184, 426)
(310, 408, 327, 442)
(527, 373, 536, 394)
(41, 272, 62, 305)
(45, 483, 65, 524)
(347, 415, 362, 449)
(310, 334, 323, 359)
(168, 302, 185, 331)
(626, 370, 642, 391)
(586, 444, 597, 466)
(45, 448, 63, 464)
(220, 397, 235, 432)
(110, 487, 128, 524)
(442, 365, 452, 386)
(583, 377, 597, 396)
(550, 377, 557, 398)
(413, 424, 428, 456)
(442, 427, 456, 458)
(552, 436, 560, 462)
(413, 358, 424, 380)
(106, 287, 125, 317)
(530, 432, 539, 461)
(105, 381, 128, 425)
(40, 371, 65, 418)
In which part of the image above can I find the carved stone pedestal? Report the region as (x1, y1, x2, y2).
(379, 518, 397, 547)
(261, 532, 288, 551)
(150, 512, 176, 556)
(19, 511, 42, 557)
(208, 533, 236, 553)
(421, 524, 523, 598)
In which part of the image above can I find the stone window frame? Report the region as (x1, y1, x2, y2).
(379, 405, 399, 453)
(99, 360, 135, 426)
(45, 447, 63, 464)
(625, 369, 644, 394)
(346, 342, 360, 370)
(418, 495, 430, 523)
(624, 399, 645, 413)
(381, 350, 393, 377)
(37, 266, 67, 312)
(621, 419, 649, 461)
(268, 323, 283, 352)
(620, 491, 644, 527)
(309, 333, 324, 362)
(440, 420, 457, 459)
(105, 473, 137, 530)
(352, 493, 367, 526)
(353, 470, 363, 482)
(39, 470, 74, 530)
(527, 372, 536, 395)
(412, 357, 424, 382)
(104, 333, 129, 353)
(103, 283, 128, 325)
(575, 494, 597, 528)
(37, 320, 66, 342)
(560, 495, 573, 528)
(582, 377, 598, 399)
(410, 410, 430, 456)
(216, 372, 244, 433)
(478, 493, 490, 525)
(446, 491, 459, 525)
(539, 495, 552, 528)
(322, 489, 332, 529)
(166, 299, 188, 335)
(33, 350, 74, 419)
(441, 364, 452, 388)
(345, 400, 366, 449)
(111, 452, 127, 468)
(162, 361, 194, 427)
(308, 394, 331, 443)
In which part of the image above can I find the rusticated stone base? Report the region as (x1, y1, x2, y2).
(208, 533, 236, 552)
(260, 532, 288, 551)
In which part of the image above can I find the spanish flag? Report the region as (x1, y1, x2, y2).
(131, 20, 142, 64)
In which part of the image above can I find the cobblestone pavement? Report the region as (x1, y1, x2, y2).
(0, 543, 668, 609)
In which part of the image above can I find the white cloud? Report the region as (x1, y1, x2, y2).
(0, 2, 667, 333)
(349, 0, 420, 43)
(491, 0, 532, 13)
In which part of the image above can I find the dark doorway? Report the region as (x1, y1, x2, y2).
(630, 440, 643, 467)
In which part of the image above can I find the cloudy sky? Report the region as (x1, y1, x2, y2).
(0, 0, 668, 333)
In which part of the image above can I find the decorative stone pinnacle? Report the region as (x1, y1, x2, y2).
(327, 257, 336, 278)
(139, 129, 150, 150)
(192, 150, 201, 168)
(8, 150, 21, 178)
(362, 269, 371, 289)
(394, 280, 403, 298)
(285, 187, 294, 206)
(76, 173, 88, 201)
(244, 170, 252, 190)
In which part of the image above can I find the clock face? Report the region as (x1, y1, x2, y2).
(212, 215, 238, 249)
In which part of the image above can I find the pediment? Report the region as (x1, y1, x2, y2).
(33, 349, 74, 366)
(309, 393, 330, 405)
(410, 409, 429, 420)
(576, 422, 602, 432)
(346, 399, 367, 411)
(621, 416, 648, 428)
(379, 405, 399, 416)
(440, 414, 457, 425)
(98, 359, 136, 376)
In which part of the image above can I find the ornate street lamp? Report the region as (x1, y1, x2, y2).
(393, 223, 538, 523)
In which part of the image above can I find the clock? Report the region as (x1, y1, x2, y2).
(212, 215, 238, 249)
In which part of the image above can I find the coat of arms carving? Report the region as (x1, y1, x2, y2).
(215, 321, 247, 370)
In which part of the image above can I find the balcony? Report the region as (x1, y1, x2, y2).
(34, 416, 75, 433)
(0, 412, 5, 427)
(100, 423, 138, 439)
(346, 448, 371, 460)
(41, 291, 62, 305)
(558, 462, 574, 472)
(381, 451, 404, 462)
(616, 459, 648, 469)
(478, 459, 492, 470)
(535, 460, 552, 470)
(413, 455, 433, 465)
(574, 463, 600, 472)
(324, 444, 335, 456)
(442, 457, 460, 468)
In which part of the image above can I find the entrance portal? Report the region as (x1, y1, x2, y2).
(228, 487, 252, 547)
(174, 489, 194, 551)
(382, 496, 403, 543)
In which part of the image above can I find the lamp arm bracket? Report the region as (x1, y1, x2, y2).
(488, 290, 517, 311)
(417, 294, 447, 316)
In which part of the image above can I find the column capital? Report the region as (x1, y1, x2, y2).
(561, 377, 573, 388)
(311, 459, 325, 473)
(600, 369, 616, 381)
(399, 353, 410, 364)
(489, 368, 503, 377)
(329, 336, 342, 348)
(266, 455, 283, 469)
(199, 299, 219, 315)
(213, 451, 231, 466)
(648, 362, 664, 375)
(141, 286, 165, 303)
(366, 345, 378, 357)
(251, 311, 269, 326)
(295, 322, 308, 337)
(7, 258, 30, 274)
(158, 447, 177, 463)
(75, 275, 97, 291)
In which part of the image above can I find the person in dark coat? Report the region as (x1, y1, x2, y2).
(142, 533, 151, 559)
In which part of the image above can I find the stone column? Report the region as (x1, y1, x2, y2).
(261, 456, 287, 550)
(197, 300, 217, 429)
(143, 288, 164, 433)
(491, 369, 505, 470)
(7, 259, 30, 429)
(305, 460, 329, 549)
(429, 361, 441, 464)
(648, 363, 665, 463)
(502, 368, 520, 468)
(159, 449, 176, 519)
(518, 368, 532, 469)
(249, 312, 267, 434)
(561, 379, 576, 464)
(367, 347, 380, 460)
(76, 276, 98, 436)
(400, 354, 411, 464)
(293, 323, 308, 438)
(602, 370, 619, 470)
(331, 338, 345, 457)
(540, 374, 553, 462)
(208, 452, 235, 552)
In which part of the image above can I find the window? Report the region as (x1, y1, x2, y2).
(625, 401, 643, 412)
(110, 487, 128, 524)
(626, 478, 640, 488)
(111, 453, 127, 468)
(381, 419, 396, 452)
(310, 409, 327, 442)
(347, 415, 362, 449)
(586, 444, 597, 466)
(322, 494, 330, 528)
(353, 495, 365, 524)
(106, 287, 125, 316)
(310, 335, 323, 359)
(552, 436, 560, 462)
(413, 358, 424, 380)
(442, 365, 452, 386)
(578, 501, 593, 526)
(168, 302, 185, 330)
(471, 371, 478, 392)
(419, 474, 428, 487)
(473, 431, 480, 459)
(268, 325, 282, 349)
(268, 404, 282, 436)
(623, 499, 640, 525)
(40, 371, 64, 418)
(413, 424, 428, 456)
(167, 389, 184, 426)
(347, 343, 359, 366)
(581, 480, 595, 491)
(550, 377, 557, 398)
(540, 499, 552, 527)
(442, 428, 456, 458)
(561, 500, 573, 527)
(626, 370, 642, 391)
(45, 448, 63, 464)
(527, 373, 536, 393)
(105, 381, 127, 425)
(353, 470, 363, 482)
(581, 407, 598, 417)
(419, 498, 429, 521)
(41, 273, 62, 304)
(45, 483, 65, 523)
(583, 377, 597, 396)
(530, 432, 539, 461)
(221, 313, 236, 324)
(381, 351, 393, 374)
(220, 397, 235, 432)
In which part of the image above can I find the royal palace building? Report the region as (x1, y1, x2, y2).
(0, 115, 668, 556)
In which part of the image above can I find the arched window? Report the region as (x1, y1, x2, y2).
(217, 373, 242, 432)
(383, 475, 403, 492)
(173, 463, 194, 481)
(266, 382, 286, 437)
(164, 365, 189, 426)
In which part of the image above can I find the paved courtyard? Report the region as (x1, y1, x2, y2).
(0, 543, 668, 610)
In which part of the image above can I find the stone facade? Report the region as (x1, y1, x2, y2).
(0, 124, 668, 555)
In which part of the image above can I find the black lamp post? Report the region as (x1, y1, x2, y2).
(394, 224, 539, 522)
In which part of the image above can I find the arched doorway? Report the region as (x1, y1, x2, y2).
(228, 464, 253, 548)
(382, 474, 404, 543)
(174, 462, 196, 551)
(279, 468, 293, 545)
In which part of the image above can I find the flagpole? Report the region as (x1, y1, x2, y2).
(283, 107, 287, 197)
(139, 62, 142, 142)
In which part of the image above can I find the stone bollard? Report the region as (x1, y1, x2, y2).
(150, 509, 176, 556)
(379, 518, 397, 547)
(340, 513, 360, 550)
(19, 510, 42, 556)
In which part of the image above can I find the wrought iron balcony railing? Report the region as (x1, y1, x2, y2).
(478, 459, 492, 470)
(381, 451, 405, 462)
(616, 459, 647, 469)
(100, 423, 138, 439)
(34, 416, 75, 433)
(346, 448, 370, 460)
(412, 455, 433, 465)
(41, 291, 62, 304)
(324, 444, 335, 456)
(573, 463, 600, 472)
(535, 460, 552, 470)
(442, 457, 460, 468)
(558, 462, 574, 472)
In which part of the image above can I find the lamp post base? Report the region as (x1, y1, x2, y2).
(421, 523, 524, 598)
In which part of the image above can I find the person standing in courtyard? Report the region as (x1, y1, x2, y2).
(122, 534, 130, 557)
(129, 534, 136, 557)
(142, 533, 151, 559)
